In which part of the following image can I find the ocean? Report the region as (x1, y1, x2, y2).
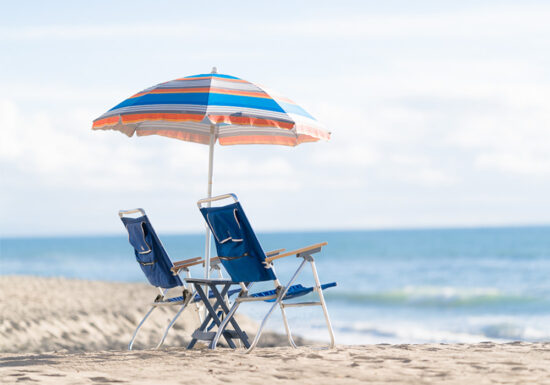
(2, 226, 550, 345)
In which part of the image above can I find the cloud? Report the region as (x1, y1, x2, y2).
(306, 100, 461, 187)
(450, 110, 550, 176)
(0, 24, 210, 40)
(1, 4, 549, 42)
(0, 99, 201, 192)
(0, 100, 20, 161)
(0, 98, 313, 235)
(0, 99, 305, 195)
(270, 5, 550, 39)
(2, 2, 550, 235)
(304, 51, 550, 181)
(1, 83, 132, 104)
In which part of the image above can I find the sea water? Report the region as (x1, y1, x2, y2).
(2, 226, 550, 344)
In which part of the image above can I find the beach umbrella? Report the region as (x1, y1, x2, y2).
(92, 68, 330, 278)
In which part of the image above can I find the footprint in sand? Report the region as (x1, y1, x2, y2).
(350, 355, 381, 362)
(395, 344, 411, 350)
(274, 374, 292, 380)
(15, 376, 38, 382)
(476, 343, 495, 348)
(89, 376, 126, 383)
(306, 353, 323, 359)
(499, 361, 524, 366)
(379, 356, 411, 363)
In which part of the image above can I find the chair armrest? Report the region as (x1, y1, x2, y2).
(172, 249, 286, 274)
(185, 277, 238, 285)
(172, 257, 202, 267)
(266, 248, 285, 257)
(171, 256, 224, 274)
(171, 257, 205, 274)
(265, 242, 327, 263)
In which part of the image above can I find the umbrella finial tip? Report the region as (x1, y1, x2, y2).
(211, 66, 218, 74)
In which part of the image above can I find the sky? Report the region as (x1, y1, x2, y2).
(1, 0, 550, 236)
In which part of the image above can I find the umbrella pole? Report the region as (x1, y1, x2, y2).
(204, 126, 215, 280)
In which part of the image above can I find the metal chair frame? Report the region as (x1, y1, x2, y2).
(194, 194, 336, 353)
(120, 208, 226, 350)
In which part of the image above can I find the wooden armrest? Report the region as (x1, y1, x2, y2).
(172, 257, 202, 267)
(171, 258, 204, 274)
(265, 242, 327, 263)
(171, 256, 223, 274)
(265, 248, 285, 257)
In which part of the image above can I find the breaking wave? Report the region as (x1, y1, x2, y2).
(325, 286, 543, 308)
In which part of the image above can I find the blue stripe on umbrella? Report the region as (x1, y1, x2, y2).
(111, 93, 287, 113)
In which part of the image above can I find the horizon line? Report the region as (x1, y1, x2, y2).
(2, 222, 549, 240)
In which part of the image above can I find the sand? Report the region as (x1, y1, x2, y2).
(3, 343, 550, 384)
(0, 276, 305, 353)
(2, 276, 550, 384)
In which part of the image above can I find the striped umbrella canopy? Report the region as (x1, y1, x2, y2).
(92, 68, 329, 146)
(92, 68, 330, 276)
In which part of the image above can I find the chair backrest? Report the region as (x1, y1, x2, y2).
(121, 214, 183, 289)
(200, 201, 277, 283)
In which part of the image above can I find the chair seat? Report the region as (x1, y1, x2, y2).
(251, 282, 337, 302)
(163, 288, 242, 304)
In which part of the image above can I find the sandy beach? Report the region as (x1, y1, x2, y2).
(3, 342, 550, 384)
(0, 276, 299, 353)
(2, 276, 550, 384)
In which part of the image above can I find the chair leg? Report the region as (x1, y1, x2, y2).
(128, 306, 156, 351)
(246, 298, 282, 353)
(246, 259, 308, 353)
(154, 295, 194, 349)
(310, 259, 336, 348)
(279, 303, 297, 348)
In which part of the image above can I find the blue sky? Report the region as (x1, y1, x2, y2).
(1, 1, 549, 236)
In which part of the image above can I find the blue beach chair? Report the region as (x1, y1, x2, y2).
(119, 208, 239, 350)
(185, 194, 336, 352)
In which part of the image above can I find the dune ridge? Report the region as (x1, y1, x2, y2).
(0, 276, 302, 353)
